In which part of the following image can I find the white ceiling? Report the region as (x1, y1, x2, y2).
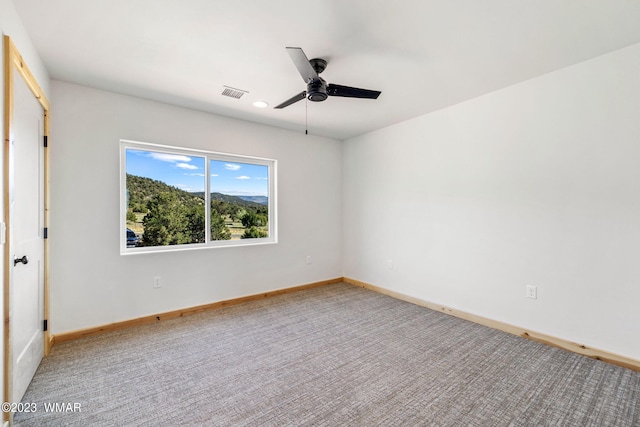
(12, 0, 640, 140)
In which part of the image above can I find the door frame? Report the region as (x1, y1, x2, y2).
(3, 35, 50, 417)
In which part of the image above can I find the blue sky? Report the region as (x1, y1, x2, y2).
(126, 148, 268, 196)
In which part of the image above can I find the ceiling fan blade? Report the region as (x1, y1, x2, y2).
(327, 84, 381, 99)
(274, 91, 306, 109)
(286, 47, 318, 83)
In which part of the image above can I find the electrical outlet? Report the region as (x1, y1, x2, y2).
(526, 285, 537, 299)
(386, 259, 393, 269)
(153, 276, 162, 289)
(306, 256, 312, 265)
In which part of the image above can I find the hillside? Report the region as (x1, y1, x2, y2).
(126, 174, 269, 245)
(207, 192, 266, 209)
(127, 174, 267, 212)
(126, 174, 204, 212)
(238, 195, 268, 205)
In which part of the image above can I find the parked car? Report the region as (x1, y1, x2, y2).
(126, 228, 139, 248)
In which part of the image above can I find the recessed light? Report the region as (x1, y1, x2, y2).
(253, 100, 269, 108)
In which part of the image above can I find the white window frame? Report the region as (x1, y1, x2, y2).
(120, 139, 277, 254)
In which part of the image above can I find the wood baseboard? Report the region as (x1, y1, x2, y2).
(45, 333, 54, 356)
(343, 277, 640, 372)
(53, 277, 343, 344)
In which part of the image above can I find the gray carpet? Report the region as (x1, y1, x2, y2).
(15, 283, 640, 426)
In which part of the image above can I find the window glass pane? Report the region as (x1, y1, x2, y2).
(125, 148, 206, 247)
(209, 160, 269, 240)
(121, 141, 275, 253)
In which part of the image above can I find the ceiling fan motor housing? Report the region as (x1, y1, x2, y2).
(307, 77, 328, 102)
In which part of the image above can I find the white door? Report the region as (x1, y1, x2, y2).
(9, 67, 45, 403)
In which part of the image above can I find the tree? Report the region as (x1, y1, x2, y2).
(126, 209, 137, 223)
(241, 211, 259, 228)
(210, 209, 231, 240)
(185, 204, 206, 243)
(231, 208, 245, 223)
(241, 226, 268, 239)
(142, 192, 192, 246)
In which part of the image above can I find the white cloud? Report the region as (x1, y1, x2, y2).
(149, 153, 192, 163)
(211, 173, 219, 177)
(176, 163, 198, 170)
(254, 177, 268, 180)
(184, 173, 205, 177)
(225, 163, 241, 171)
(236, 176, 250, 180)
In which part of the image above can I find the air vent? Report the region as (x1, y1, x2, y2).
(221, 86, 248, 99)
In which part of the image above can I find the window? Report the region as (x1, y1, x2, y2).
(120, 140, 276, 253)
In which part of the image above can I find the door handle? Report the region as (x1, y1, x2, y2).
(14, 255, 28, 266)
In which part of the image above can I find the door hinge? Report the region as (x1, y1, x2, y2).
(43, 319, 48, 332)
(44, 135, 48, 147)
(44, 227, 48, 239)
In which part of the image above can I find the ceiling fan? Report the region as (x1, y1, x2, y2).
(275, 47, 381, 109)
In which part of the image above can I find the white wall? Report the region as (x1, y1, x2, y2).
(343, 42, 640, 361)
(49, 81, 342, 334)
(1, 0, 50, 406)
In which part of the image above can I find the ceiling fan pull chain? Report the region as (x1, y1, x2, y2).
(305, 97, 308, 135)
